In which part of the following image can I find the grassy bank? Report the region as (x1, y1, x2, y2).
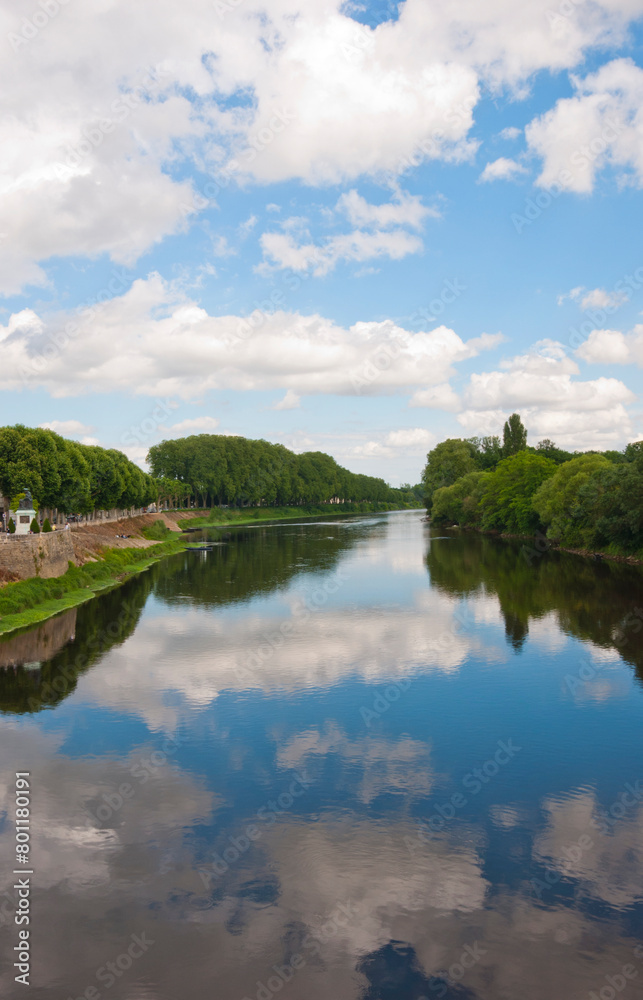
(181, 502, 418, 531)
(0, 530, 187, 636)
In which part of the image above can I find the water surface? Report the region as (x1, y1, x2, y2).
(1, 510, 643, 999)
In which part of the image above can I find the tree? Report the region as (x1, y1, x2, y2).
(502, 413, 528, 457)
(535, 439, 573, 464)
(467, 435, 502, 470)
(422, 439, 478, 512)
(431, 471, 490, 526)
(480, 451, 556, 533)
(533, 454, 613, 544)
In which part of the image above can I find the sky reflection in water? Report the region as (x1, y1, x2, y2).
(1, 510, 643, 999)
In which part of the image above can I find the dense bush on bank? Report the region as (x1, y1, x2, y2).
(424, 416, 643, 556)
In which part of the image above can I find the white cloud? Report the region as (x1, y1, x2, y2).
(272, 389, 301, 410)
(577, 325, 643, 365)
(162, 416, 220, 433)
(39, 419, 99, 445)
(558, 285, 630, 309)
(499, 126, 522, 140)
(259, 225, 424, 275)
(348, 428, 436, 460)
(0, 274, 499, 400)
(386, 427, 436, 449)
(0, 0, 639, 291)
(526, 58, 643, 192)
(457, 339, 636, 449)
(336, 188, 437, 230)
(479, 157, 527, 182)
(259, 189, 434, 275)
(409, 383, 461, 409)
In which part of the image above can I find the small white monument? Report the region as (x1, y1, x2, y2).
(11, 489, 37, 535)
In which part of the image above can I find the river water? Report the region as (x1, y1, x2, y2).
(1, 509, 643, 999)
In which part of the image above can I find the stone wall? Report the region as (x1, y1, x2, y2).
(0, 531, 76, 582)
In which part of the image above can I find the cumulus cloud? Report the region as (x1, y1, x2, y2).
(336, 188, 437, 230)
(258, 189, 435, 275)
(0, 0, 639, 291)
(499, 126, 522, 140)
(39, 419, 99, 445)
(577, 325, 643, 365)
(0, 273, 498, 399)
(479, 156, 527, 182)
(351, 427, 437, 459)
(558, 285, 630, 309)
(259, 226, 424, 276)
(526, 58, 643, 192)
(409, 383, 461, 409)
(272, 389, 301, 410)
(161, 416, 220, 434)
(457, 339, 635, 449)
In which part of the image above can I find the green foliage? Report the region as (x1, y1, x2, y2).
(42, 518, 52, 532)
(535, 439, 574, 464)
(30, 518, 40, 533)
(480, 451, 556, 533)
(533, 453, 613, 544)
(148, 434, 406, 508)
(424, 422, 643, 556)
(572, 462, 643, 554)
(421, 439, 478, 511)
(0, 425, 156, 513)
(431, 471, 490, 526)
(467, 436, 503, 469)
(12, 491, 38, 512)
(141, 519, 172, 541)
(502, 413, 528, 457)
(8, 518, 15, 534)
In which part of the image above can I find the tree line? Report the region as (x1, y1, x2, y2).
(422, 414, 643, 556)
(0, 425, 417, 515)
(147, 434, 417, 508)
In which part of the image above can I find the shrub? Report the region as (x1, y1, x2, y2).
(141, 519, 171, 541)
(42, 518, 53, 532)
(8, 518, 15, 534)
(30, 518, 40, 533)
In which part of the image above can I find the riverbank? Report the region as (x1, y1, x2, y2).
(0, 531, 188, 636)
(182, 502, 417, 531)
(0, 505, 418, 638)
(437, 523, 643, 567)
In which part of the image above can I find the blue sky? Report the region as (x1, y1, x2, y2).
(1, 0, 642, 483)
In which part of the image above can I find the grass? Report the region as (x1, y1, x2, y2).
(0, 533, 187, 635)
(140, 519, 173, 541)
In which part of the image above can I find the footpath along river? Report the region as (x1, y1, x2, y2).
(1, 509, 643, 999)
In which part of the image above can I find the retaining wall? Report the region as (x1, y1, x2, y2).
(0, 531, 76, 582)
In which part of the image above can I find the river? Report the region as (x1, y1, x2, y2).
(1, 509, 643, 999)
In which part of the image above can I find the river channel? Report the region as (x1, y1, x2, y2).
(1, 509, 643, 999)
